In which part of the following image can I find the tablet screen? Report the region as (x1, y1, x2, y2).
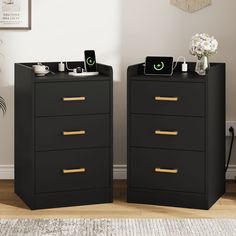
(145, 56, 173, 75)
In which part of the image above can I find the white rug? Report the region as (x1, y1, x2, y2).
(0, 218, 236, 236)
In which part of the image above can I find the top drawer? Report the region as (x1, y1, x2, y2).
(130, 81, 205, 116)
(35, 81, 110, 116)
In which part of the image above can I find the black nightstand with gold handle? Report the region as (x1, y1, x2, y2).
(128, 62, 225, 209)
(15, 61, 113, 209)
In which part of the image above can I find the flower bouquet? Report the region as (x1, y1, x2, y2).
(189, 33, 218, 75)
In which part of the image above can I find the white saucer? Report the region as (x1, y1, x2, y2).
(35, 70, 50, 77)
(68, 71, 99, 77)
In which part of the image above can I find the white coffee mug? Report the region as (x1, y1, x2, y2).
(33, 64, 49, 73)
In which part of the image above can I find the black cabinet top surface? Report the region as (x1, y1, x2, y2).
(128, 62, 225, 83)
(15, 61, 113, 83)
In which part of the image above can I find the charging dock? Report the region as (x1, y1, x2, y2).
(68, 71, 99, 77)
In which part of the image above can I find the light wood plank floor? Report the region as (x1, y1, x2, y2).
(0, 180, 236, 218)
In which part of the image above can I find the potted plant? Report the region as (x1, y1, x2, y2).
(0, 96, 6, 115)
(0, 40, 6, 115)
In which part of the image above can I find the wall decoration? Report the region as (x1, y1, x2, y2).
(170, 0, 211, 13)
(0, 0, 31, 29)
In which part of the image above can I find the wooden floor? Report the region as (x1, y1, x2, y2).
(0, 180, 236, 218)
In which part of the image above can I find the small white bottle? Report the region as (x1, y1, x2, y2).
(58, 62, 65, 72)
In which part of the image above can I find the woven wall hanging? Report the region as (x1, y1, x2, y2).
(170, 0, 212, 13)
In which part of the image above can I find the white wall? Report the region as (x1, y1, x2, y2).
(0, 1, 236, 173)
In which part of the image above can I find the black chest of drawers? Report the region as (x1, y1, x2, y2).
(15, 61, 113, 209)
(127, 62, 225, 209)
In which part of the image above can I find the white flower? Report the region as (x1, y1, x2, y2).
(189, 33, 218, 57)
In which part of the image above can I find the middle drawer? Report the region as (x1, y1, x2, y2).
(36, 115, 110, 151)
(131, 114, 205, 151)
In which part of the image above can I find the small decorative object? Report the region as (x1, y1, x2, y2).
(170, 0, 211, 13)
(0, 0, 31, 30)
(189, 33, 218, 75)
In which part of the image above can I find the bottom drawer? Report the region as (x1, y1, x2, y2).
(130, 148, 205, 193)
(36, 148, 110, 193)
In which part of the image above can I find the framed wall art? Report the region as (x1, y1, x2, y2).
(0, 0, 31, 30)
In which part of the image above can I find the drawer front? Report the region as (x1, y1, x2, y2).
(36, 148, 110, 193)
(130, 81, 205, 116)
(35, 81, 110, 116)
(131, 114, 205, 151)
(130, 148, 205, 193)
(36, 115, 110, 151)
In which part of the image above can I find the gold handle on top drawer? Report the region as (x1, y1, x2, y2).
(155, 130, 178, 136)
(63, 168, 86, 174)
(62, 130, 86, 136)
(155, 96, 178, 102)
(62, 97, 86, 102)
(155, 168, 178, 174)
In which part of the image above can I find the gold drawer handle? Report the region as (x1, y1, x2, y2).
(155, 96, 178, 102)
(62, 97, 86, 102)
(62, 130, 86, 136)
(155, 130, 178, 136)
(155, 168, 178, 174)
(63, 168, 86, 174)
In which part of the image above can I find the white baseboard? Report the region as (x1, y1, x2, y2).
(0, 164, 235, 180)
(113, 164, 127, 179)
(226, 165, 236, 180)
(0, 165, 14, 179)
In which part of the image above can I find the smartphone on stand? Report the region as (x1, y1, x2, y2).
(84, 50, 97, 72)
